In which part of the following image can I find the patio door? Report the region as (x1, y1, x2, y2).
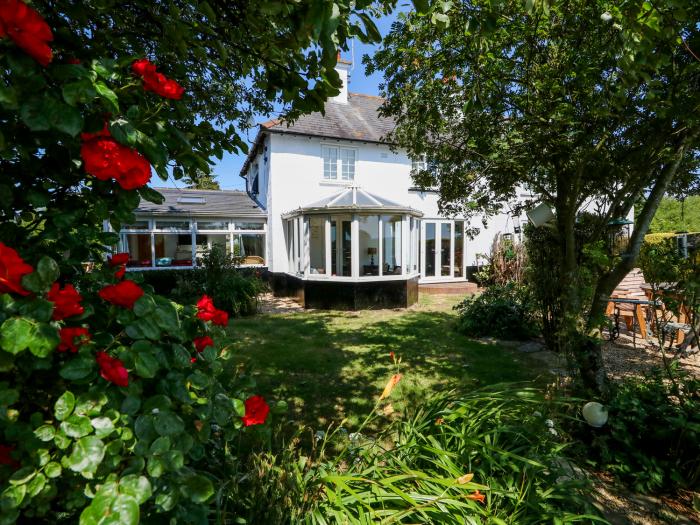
(421, 220, 463, 281)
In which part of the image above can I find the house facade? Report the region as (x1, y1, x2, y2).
(238, 60, 523, 308)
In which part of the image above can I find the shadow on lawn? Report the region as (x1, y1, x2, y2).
(223, 309, 551, 432)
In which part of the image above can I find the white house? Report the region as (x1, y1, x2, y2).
(236, 59, 523, 308)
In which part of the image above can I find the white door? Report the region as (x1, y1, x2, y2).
(421, 220, 463, 281)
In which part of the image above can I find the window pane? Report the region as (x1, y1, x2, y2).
(309, 216, 326, 275)
(454, 221, 464, 277)
(235, 222, 264, 230)
(122, 234, 153, 268)
(330, 221, 337, 276)
(323, 147, 338, 180)
(238, 234, 265, 265)
(441, 223, 451, 276)
(154, 233, 193, 267)
(341, 149, 355, 181)
(123, 221, 149, 230)
(358, 216, 379, 276)
(197, 220, 228, 230)
(425, 223, 436, 277)
(196, 233, 230, 265)
(155, 220, 190, 231)
(341, 220, 351, 277)
(382, 215, 402, 275)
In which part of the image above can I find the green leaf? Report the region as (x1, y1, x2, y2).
(44, 462, 62, 478)
(95, 81, 120, 113)
(180, 474, 214, 503)
(154, 411, 185, 436)
(55, 391, 76, 421)
(34, 424, 56, 442)
(134, 351, 159, 379)
(0, 484, 26, 511)
(19, 97, 50, 131)
(0, 317, 33, 354)
(61, 414, 93, 438)
(62, 79, 97, 106)
(138, 187, 165, 205)
(133, 295, 155, 317)
(68, 436, 105, 474)
(119, 475, 152, 505)
(120, 395, 141, 415)
(149, 436, 171, 454)
(9, 466, 36, 485)
(36, 256, 60, 285)
(60, 355, 95, 380)
(146, 455, 166, 478)
(91, 417, 115, 439)
(0, 316, 59, 356)
(80, 492, 139, 525)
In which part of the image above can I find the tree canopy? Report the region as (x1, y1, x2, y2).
(368, 0, 700, 392)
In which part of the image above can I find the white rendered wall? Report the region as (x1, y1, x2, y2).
(263, 133, 519, 274)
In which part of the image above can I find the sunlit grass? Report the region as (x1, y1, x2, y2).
(222, 294, 551, 430)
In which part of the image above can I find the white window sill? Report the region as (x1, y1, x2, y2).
(320, 180, 355, 186)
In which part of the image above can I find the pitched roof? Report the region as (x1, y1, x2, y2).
(135, 188, 265, 218)
(262, 93, 394, 143)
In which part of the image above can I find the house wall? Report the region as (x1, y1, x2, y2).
(263, 133, 520, 275)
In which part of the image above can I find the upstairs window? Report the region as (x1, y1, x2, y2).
(323, 146, 356, 181)
(411, 154, 427, 172)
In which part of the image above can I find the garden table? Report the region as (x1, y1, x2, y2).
(606, 297, 655, 343)
(641, 284, 694, 346)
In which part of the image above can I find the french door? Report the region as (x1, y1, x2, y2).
(421, 220, 464, 280)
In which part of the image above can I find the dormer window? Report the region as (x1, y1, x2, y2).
(323, 145, 356, 181)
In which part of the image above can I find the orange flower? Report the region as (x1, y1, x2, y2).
(435, 417, 445, 425)
(379, 373, 402, 400)
(456, 473, 473, 484)
(466, 490, 485, 504)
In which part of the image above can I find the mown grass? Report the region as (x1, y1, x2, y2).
(222, 294, 552, 430)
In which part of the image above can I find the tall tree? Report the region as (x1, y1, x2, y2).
(183, 169, 221, 190)
(368, 0, 700, 393)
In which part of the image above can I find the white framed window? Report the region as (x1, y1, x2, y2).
(322, 145, 356, 181)
(411, 154, 427, 172)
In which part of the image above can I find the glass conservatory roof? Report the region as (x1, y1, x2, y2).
(282, 185, 423, 218)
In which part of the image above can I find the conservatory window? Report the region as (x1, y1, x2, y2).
(309, 216, 327, 275)
(358, 216, 379, 276)
(382, 215, 403, 275)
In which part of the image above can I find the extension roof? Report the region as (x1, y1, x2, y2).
(281, 185, 422, 218)
(135, 188, 265, 218)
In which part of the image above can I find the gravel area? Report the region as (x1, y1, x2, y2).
(602, 332, 700, 380)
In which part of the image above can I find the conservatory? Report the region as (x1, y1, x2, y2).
(279, 186, 423, 309)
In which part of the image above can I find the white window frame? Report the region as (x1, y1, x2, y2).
(322, 144, 358, 182)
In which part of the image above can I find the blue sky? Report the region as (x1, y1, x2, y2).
(175, 12, 401, 191)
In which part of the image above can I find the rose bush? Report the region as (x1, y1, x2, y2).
(0, 2, 277, 523)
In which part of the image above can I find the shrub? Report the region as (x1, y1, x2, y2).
(579, 371, 700, 493)
(139, 269, 188, 296)
(312, 385, 602, 523)
(454, 283, 538, 340)
(0, 8, 276, 522)
(171, 245, 266, 317)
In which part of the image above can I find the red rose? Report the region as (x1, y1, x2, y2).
(96, 351, 128, 387)
(81, 128, 152, 190)
(47, 283, 84, 320)
(114, 266, 126, 280)
(241, 395, 269, 427)
(131, 58, 156, 77)
(196, 294, 229, 326)
(132, 58, 184, 100)
(109, 253, 129, 266)
(0, 444, 19, 469)
(143, 72, 184, 100)
(0, 0, 53, 66)
(99, 280, 144, 309)
(193, 335, 214, 353)
(57, 326, 90, 353)
(0, 242, 32, 296)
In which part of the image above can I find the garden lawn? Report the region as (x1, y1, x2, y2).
(222, 294, 552, 430)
